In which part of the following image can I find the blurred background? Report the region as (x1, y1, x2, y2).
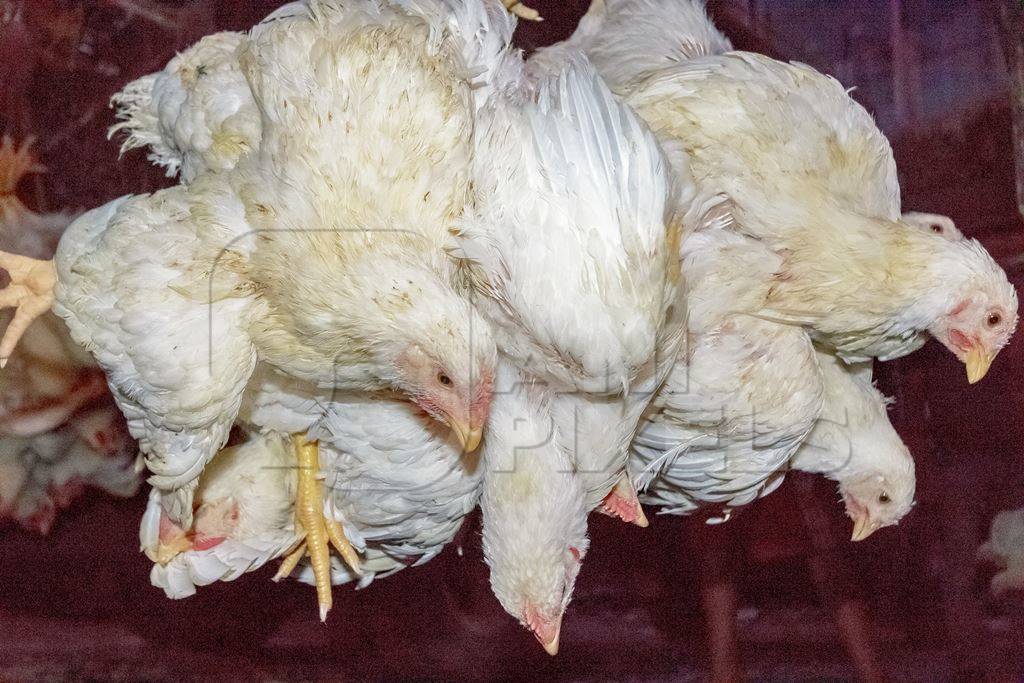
(0, 1, 1022, 680)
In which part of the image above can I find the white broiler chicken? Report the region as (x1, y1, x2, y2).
(571, 0, 1018, 381)
(780, 206, 956, 538)
(463, 52, 683, 396)
(480, 359, 589, 656)
(978, 508, 1024, 596)
(462, 51, 693, 650)
(462, 51, 691, 512)
(790, 351, 916, 540)
(0, 0, 514, 617)
(630, 227, 825, 520)
(776, 206, 948, 538)
(630, 201, 927, 531)
(632, 222, 916, 538)
(240, 365, 483, 592)
(107, 2, 317, 184)
(144, 431, 299, 595)
(148, 382, 482, 608)
(109, 28, 262, 184)
(901, 211, 963, 241)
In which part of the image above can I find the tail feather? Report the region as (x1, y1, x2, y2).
(581, 0, 732, 93)
(108, 74, 180, 177)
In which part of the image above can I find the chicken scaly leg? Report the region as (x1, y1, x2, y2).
(0, 252, 56, 367)
(503, 0, 542, 22)
(274, 435, 362, 622)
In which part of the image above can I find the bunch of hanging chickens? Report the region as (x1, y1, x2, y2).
(0, 0, 1017, 655)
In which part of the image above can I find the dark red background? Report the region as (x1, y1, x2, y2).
(1, 1, 1022, 679)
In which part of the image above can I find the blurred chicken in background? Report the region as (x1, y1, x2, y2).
(0, 136, 140, 533)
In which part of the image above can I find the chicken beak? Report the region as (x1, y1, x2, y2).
(532, 618, 561, 656)
(449, 420, 483, 453)
(633, 504, 650, 528)
(525, 605, 562, 656)
(540, 627, 560, 656)
(964, 346, 994, 384)
(850, 511, 877, 542)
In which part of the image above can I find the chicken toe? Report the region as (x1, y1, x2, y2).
(0, 252, 56, 366)
(288, 435, 362, 622)
(503, 0, 542, 21)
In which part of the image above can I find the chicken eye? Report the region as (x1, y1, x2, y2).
(930, 224, 943, 234)
(987, 312, 1002, 327)
(437, 373, 452, 386)
(878, 493, 891, 504)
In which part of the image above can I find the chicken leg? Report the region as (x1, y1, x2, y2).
(503, 0, 542, 22)
(275, 435, 361, 622)
(0, 252, 56, 367)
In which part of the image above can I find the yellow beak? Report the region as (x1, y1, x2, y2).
(541, 627, 560, 656)
(450, 421, 483, 453)
(850, 512, 877, 542)
(534, 617, 561, 656)
(964, 346, 994, 384)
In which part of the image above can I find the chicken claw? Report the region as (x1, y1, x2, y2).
(503, 0, 542, 21)
(0, 252, 56, 367)
(274, 540, 307, 582)
(281, 435, 361, 622)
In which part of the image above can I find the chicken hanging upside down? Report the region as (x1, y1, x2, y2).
(568, 0, 1018, 383)
(0, 0, 520, 621)
(149, 379, 483, 609)
(462, 37, 700, 649)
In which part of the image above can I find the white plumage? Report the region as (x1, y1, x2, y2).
(570, 0, 1017, 379)
(463, 50, 699, 512)
(630, 227, 823, 520)
(466, 50, 697, 650)
(462, 53, 679, 393)
(146, 431, 298, 597)
(149, 374, 481, 598)
(461, 52, 683, 395)
(54, 175, 258, 525)
(629, 214, 915, 537)
(790, 351, 915, 540)
(103, 0, 634, 643)
(479, 359, 589, 656)
(50, 0, 518, 533)
(109, 29, 263, 183)
(309, 386, 482, 587)
(0, 0, 995, 658)
(534, 2, 921, 537)
(979, 508, 1024, 596)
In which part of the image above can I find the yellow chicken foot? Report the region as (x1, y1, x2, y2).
(286, 435, 361, 622)
(503, 0, 542, 21)
(0, 252, 56, 366)
(273, 540, 307, 582)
